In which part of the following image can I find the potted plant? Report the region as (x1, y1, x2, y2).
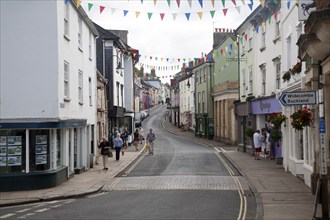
(290, 107, 312, 130)
(282, 71, 291, 82)
(291, 61, 302, 75)
(245, 127, 254, 139)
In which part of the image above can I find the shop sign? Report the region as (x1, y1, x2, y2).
(251, 98, 282, 114)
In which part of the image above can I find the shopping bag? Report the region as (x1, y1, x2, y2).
(144, 143, 149, 153)
(108, 150, 113, 158)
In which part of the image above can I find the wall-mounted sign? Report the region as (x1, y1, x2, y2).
(279, 91, 317, 106)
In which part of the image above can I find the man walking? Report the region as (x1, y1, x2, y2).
(146, 128, 156, 155)
(253, 130, 262, 160)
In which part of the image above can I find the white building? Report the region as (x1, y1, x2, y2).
(0, 0, 98, 191)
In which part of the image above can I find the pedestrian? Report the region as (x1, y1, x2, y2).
(112, 127, 119, 148)
(122, 127, 129, 149)
(133, 128, 140, 151)
(146, 128, 156, 155)
(139, 127, 144, 145)
(113, 133, 123, 161)
(253, 130, 262, 160)
(95, 140, 101, 165)
(99, 137, 110, 170)
(265, 129, 271, 159)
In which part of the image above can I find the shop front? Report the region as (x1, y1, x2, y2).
(0, 120, 95, 192)
(251, 96, 283, 162)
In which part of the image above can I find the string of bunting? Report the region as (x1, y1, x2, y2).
(82, 0, 256, 21)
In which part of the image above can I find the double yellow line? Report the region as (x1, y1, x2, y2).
(214, 147, 247, 220)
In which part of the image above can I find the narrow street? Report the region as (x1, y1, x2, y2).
(0, 106, 257, 220)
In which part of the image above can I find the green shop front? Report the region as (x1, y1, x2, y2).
(0, 120, 95, 192)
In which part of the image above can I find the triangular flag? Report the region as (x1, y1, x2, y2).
(148, 12, 153, 20)
(178, 58, 180, 62)
(160, 13, 165, 20)
(244, 34, 248, 41)
(241, 0, 245, 5)
(210, 10, 215, 18)
(235, 6, 241, 13)
(274, 12, 278, 21)
(141, 0, 143, 4)
(262, 22, 266, 30)
(198, 0, 203, 8)
(111, 8, 116, 14)
(232, 0, 237, 6)
(216, 51, 220, 57)
(273, 0, 277, 3)
(256, 25, 259, 33)
(248, 0, 253, 11)
(172, 13, 177, 20)
(188, 0, 192, 8)
(223, 8, 228, 16)
(167, 0, 171, 7)
(88, 3, 93, 11)
(135, 11, 141, 18)
(221, 0, 225, 7)
(100, 6, 105, 14)
(76, 0, 81, 8)
(260, 0, 265, 7)
(229, 52, 232, 56)
(124, 10, 129, 17)
(197, 12, 203, 20)
(268, 17, 271, 24)
(220, 49, 223, 55)
(153, 0, 157, 5)
(166, 58, 169, 62)
(287, 0, 290, 9)
(230, 43, 233, 50)
(176, 0, 180, 7)
(65, 0, 69, 5)
(211, 0, 215, 7)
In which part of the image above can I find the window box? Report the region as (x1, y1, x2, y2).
(273, 35, 281, 44)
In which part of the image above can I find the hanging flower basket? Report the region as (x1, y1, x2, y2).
(268, 113, 287, 129)
(282, 71, 291, 82)
(290, 107, 312, 130)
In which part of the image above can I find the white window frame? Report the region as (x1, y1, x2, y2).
(261, 68, 266, 95)
(64, 3, 70, 39)
(275, 62, 281, 89)
(64, 61, 70, 101)
(89, 32, 92, 60)
(202, 91, 206, 113)
(78, 70, 83, 104)
(248, 66, 253, 94)
(78, 16, 83, 50)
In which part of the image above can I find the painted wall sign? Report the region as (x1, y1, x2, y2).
(251, 98, 282, 115)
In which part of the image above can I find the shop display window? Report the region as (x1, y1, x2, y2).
(29, 130, 50, 171)
(0, 130, 26, 173)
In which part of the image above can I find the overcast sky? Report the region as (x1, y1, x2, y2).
(82, 0, 259, 84)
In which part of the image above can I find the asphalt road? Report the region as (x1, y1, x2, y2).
(0, 106, 257, 219)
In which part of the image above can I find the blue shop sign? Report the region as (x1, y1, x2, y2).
(251, 98, 282, 114)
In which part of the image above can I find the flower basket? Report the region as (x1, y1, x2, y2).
(282, 71, 291, 82)
(270, 129, 282, 142)
(291, 62, 302, 75)
(268, 113, 287, 129)
(290, 107, 312, 130)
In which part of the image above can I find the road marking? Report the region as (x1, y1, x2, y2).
(17, 213, 35, 219)
(34, 208, 49, 213)
(122, 154, 144, 177)
(16, 209, 30, 213)
(0, 213, 16, 219)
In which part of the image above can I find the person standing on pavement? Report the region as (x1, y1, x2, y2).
(133, 128, 140, 151)
(99, 137, 110, 170)
(253, 130, 262, 160)
(146, 128, 156, 155)
(122, 127, 129, 149)
(113, 133, 123, 161)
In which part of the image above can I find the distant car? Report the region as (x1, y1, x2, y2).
(140, 110, 149, 120)
(134, 112, 142, 127)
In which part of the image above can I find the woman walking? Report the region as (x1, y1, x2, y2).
(99, 137, 110, 170)
(113, 133, 123, 161)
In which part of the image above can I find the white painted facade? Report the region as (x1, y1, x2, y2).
(179, 78, 191, 125)
(0, 1, 98, 183)
(279, 2, 312, 187)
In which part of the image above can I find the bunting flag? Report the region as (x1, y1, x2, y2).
(88, 3, 93, 11)
(172, 13, 177, 20)
(65, 0, 69, 5)
(232, 0, 237, 6)
(197, 12, 203, 20)
(274, 12, 278, 21)
(148, 12, 153, 20)
(260, 0, 265, 7)
(262, 21, 266, 30)
(198, 0, 203, 8)
(153, 0, 157, 6)
(167, 0, 171, 7)
(248, 0, 253, 11)
(160, 13, 165, 20)
(241, 0, 245, 5)
(176, 0, 180, 7)
(185, 13, 191, 21)
(244, 34, 248, 41)
(287, 0, 290, 9)
(136, 11, 141, 18)
(256, 25, 259, 33)
(223, 8, 228, 16)
(141, 0, 143, 4)
(210, 10, 215, 18)
(229, 43, 233, 50)
(76, 0, 81, 8)
(211, 0, 215, 7)
(273, 0, 277, 4)
(100, 6, 105, 14)
(221, 0, 225, 7)
(111, 8, 116, 14)
(268, 17, 271, 24)
(188, 0, 192, 8)
(235, 6, 241, 14)
(124, 10, 129, 17)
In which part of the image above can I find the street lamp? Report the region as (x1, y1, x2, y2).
(186, 80, 191, 89)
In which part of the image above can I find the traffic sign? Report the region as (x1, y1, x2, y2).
(279, 91, 317, 106)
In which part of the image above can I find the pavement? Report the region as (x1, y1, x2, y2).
(0, 110, 327, 220)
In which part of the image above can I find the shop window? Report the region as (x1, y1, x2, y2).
(29, 130, 50, 172)
(0, 130, 26, 173)
(56, 129, 62, 167)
